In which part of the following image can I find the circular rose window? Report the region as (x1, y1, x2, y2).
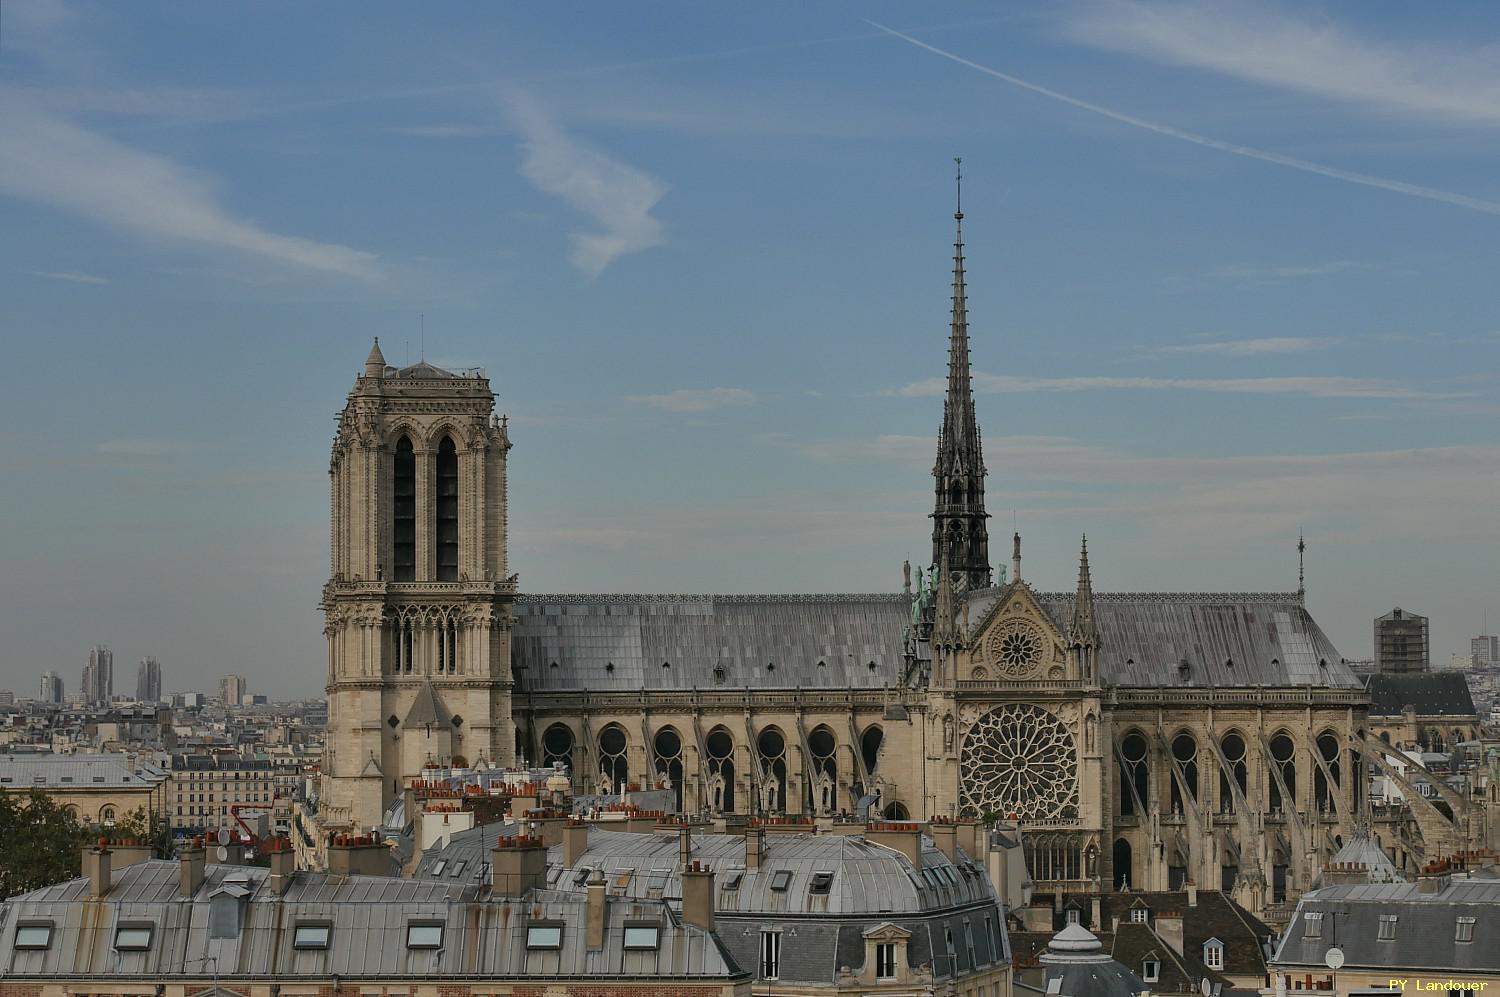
(986, 620, 1046, 678)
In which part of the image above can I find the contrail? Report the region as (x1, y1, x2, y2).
(865, 20, 1500, 217)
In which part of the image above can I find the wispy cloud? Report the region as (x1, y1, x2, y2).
(865, 21, 1500, 217)
(23, 268, 110, 285)
(0, 97, 383, 281)
(1065, 1, 1500, 127)
(627, 387, 756, 413)
(385, 123, 496, 138)
(504, 91, 667, 276)
(1158, 336, 1342, 356)
(1212, 261, 1375, 282)
(896, 373, 1468, 401)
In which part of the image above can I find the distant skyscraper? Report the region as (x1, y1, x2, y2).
(220, 674, 246, 706)
(81, 645, 113, 705)
(1472, 635, 1499, 667)
(1374, 608, 1429, 674)
(39, 671, 64, 704)
(136, 657, 162, 702)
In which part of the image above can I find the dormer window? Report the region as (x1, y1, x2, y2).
(1066, 909, 1080, 926)
(526, 923, 563, 949)
(407, 922, 444, 949)
(876, 942, 898, 980)
(1130, 907, 1148, 924)
(624, 922, 661, 950)
(769, 869, 793, 892)
(294, 922, 331, 949)
(14, 921, 53, 950)
(1457, 917, 1476, 943)
(114, 922, 154, 951)
(573, 866, 592, 885)
(1203, 938, 1224, 970)
(1303, 912, 1323, 939)
(721, 869, 744, 890)
(809, 871, 834, 895)
(1142, 958, 1160, 983)
(1378, 914, 1398, 941)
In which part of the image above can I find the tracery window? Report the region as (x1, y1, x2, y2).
(598, 724, 629, 793)
(806, 725, 838, 815)
(1170, 732, 1198, 813)
(393, 436, 416, 581)
(1269, 732, 1297, 813)
(756, 726, 788, 813)
(960, 704, 1079, 820)
(653, 726, 684, 811)
(1219, 732, 1248, 814)
(435, 436, 459, 581)
(1315, 730, 1341, 813)
(1118, 731, 1149, 817)
(705, 727, 736, 813)
(985, 620, 1046, 678)
(542, 723, 574, 769)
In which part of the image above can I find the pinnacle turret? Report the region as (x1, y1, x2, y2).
(1070, 535, 1097, 646)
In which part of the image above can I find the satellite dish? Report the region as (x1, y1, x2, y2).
(215, 846, 229, 863)
(1201, 978, 1213, 997)
(1325, 947, 1345, 970)
(215, 828, 231, 846)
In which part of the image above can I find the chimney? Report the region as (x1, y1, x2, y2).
(106, 837, 153, 871)
(745, 824, 766, 868)
(955, 818, 979, 861)
(1090, 895, 1101, 929)
(526, 809, 567, 848)
(865, 821, 924, 869)
(509, 787, 540, 819)
(268, 837, 296, 896)
(491, 834, 548, 897)
(930, 816, 959, 863)
(1155, 910, 1185, 957)
(679, 823, 694, 867)
(83, 838, 112, 897)
(564, 819, 590, 867)
(180, 836, 206, 898)
(326, 832, 392, 878)
(1186, 880, 1198, 907)
(586, 868, 607, 949)
(681, 861, 715, 931)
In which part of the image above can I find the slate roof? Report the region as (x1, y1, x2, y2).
(0, 753, 169, 790)
(513, 594, 911, 691)
(1, 860, 744, 982)
(1364, 672, 1477, 717)
(402, 681, 452, 728)
(1274, 878, 1500, 975)
(973, 589, 1356, 689)
(415, 825, 1008, 985)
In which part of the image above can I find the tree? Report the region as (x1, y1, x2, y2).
(113, 805, 176, 859)
(0, 789, 89, 898)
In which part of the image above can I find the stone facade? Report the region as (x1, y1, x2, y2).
(321, 342, 516, 831)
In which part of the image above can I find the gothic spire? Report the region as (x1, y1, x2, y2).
(930, 159, 992, 591)
(1070, 535, 1097, 645)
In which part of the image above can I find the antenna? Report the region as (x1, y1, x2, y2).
(420, 313, 425, 362)
(954, 156, 963, 218)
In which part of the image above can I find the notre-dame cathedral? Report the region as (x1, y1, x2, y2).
(321, 197, 1480, 914)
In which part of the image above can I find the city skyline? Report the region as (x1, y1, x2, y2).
(2, 2, 1499, 697)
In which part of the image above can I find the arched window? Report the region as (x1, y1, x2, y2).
(1112, 838, 1133, 890)
(806, 725, 838, 815)
(1170, 732, 1198, 813)
(435, 436, 459, 581)
(653, 726, 684, 812)
(1118, 731, 1149, 816)
(597, 724, 629, 794)
(706, 727, 736, 813)
(756, 727, 788, 814)
(1220, 732, 1248, 814)
(542, 723, 574, 769)
(1315, 731, 1341, 813)
(393, 436, 416, 581)
(1268, 732, 1296, 813)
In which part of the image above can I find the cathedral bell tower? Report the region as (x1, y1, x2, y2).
(931, 162, 992, 593)
(321, 339, 516, 832)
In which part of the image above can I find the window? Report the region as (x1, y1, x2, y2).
(14, 922, 53, 950)
(1142, 959, 1160, 983)
(447, 860, 467, 878)
(573, 866, 592, 886)
(435, 436, 459, 581)
(1066, 909, 1080, 926)
(1303, 912, 1323, 939)
(1457, 916, 1476, 943)
(613, 869, 634, 889)
(769, 869, 793, 892)
(294, 923, 331, 949)
(876, 941, 898, 980)
(114, 923, 154, 951)
(624, 923, 661, 949)
(1130, 907, 1148, 924)
(407, 922, 444, 949)
(526, 924, 562, 949)
(431, 860, 447, 876)
(761, 930, 782, 979)
(809, 871, 834, 895)
(721, 869, 744, 890)
(1378, 915, 1398, 941)
(964, 920, 976, 967)
(1203, 941, 1224, 970)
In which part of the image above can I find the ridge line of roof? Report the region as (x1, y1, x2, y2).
(517, 593, 908, 604)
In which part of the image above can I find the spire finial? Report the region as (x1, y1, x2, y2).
(1297, 533, 1306, 601)
(954, 156, 963, 219)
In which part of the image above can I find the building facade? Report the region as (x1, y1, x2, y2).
(1374, 608, 1429, 673)
(320, 341, 516, 832)
(38, 671, 64, 704)
(81, 644, 112, 705)
(136, 656, 161, 703)
(318, 201, 1485, 913)
(220, 673, 246, 706)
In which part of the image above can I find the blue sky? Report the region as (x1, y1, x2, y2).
(1, 1, 1497, 698)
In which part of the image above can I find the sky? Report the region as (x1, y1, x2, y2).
(1, 1, 1497, 699)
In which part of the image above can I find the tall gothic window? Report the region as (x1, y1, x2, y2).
(435, 436, 459, 581)
(393, 436, 416, 581)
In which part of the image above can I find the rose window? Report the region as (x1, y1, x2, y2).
(986, 620, 1046, 678)
(960, 704, 1079, 820)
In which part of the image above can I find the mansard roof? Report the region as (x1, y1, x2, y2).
(963, 588, 1358, 689)
(1364, 671, 1477, 717)
(513, 593, 911, 691)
